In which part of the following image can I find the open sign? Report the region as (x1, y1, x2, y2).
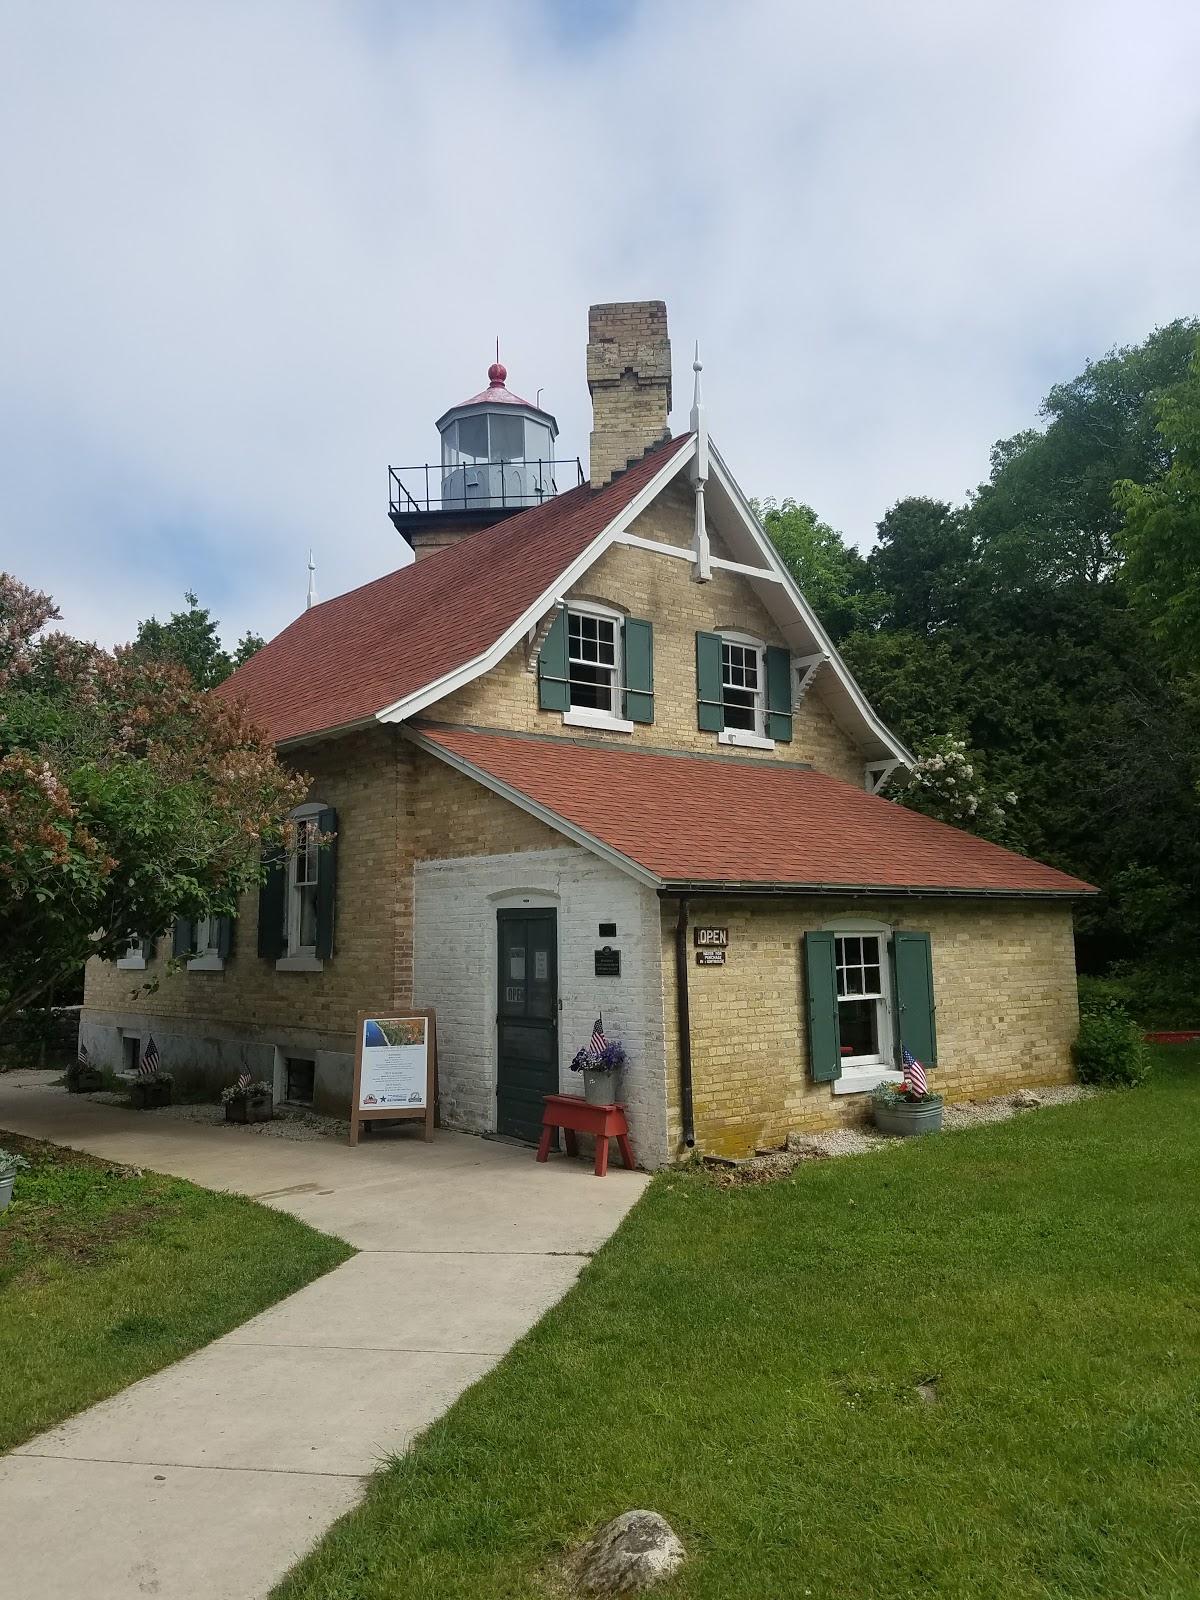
(694, 926, 728, 948)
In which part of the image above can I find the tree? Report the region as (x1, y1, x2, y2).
(132, 591, 263, 688)
(755, 498, 880, 641)
(0, 574, 306, 1026)
(1116, 336, 1200, 670)
(867, 498, 972, 634)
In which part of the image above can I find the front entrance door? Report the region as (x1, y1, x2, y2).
(496, 909, 558, 1142)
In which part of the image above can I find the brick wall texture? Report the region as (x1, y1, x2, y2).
(434, 481, 863, 784)
(586, 300, 672, 487)
(658, 896, 1080, 1159)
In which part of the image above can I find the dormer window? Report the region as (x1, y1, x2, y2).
(696, 630, 794, 749)
(567, 608, 620, 716)
(538, 602, 654, 733)
(720, 637, 764, 735)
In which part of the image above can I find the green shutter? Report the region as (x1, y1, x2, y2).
(537, 609, 570, 712)
(315, 807, 338, 961)
(216, 915, 235, 960)
(171, 918, 193, 958)
(765, 646, 793, 742)
(257, 851, 286, 960)
(804, 930, 842, 1082)
(891, 931, 937, 1067)
(623, 617, 654, 724)
(696, 630, 724, 732)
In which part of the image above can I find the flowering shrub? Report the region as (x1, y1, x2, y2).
(569, 1039, 627, 1075)
(0, 573, 308, 1028)
(220, 1079, 273, 1106)
(888, 734, 1017, 843)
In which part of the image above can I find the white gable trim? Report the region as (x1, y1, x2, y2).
(706, 442, 913, 767)
(403, 727, 662, 888)
(376, 438, 697, 726)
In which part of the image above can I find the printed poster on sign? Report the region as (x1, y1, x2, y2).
(358, 1017, 428, 1110)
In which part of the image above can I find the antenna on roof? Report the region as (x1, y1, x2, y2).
(306, 548, 317, 611)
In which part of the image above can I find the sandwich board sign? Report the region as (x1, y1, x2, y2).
(349, 1008, 436, 1146)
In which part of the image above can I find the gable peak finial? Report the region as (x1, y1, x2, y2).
(306, 548, 317, 611)
(690, 341, 705, 431)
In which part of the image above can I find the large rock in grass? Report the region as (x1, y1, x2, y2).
(570, 1510, 685, 1594)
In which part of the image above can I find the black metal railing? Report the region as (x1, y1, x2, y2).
(388, 457, 584, 517)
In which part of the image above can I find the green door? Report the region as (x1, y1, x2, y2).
(496, 909, 559, 1142)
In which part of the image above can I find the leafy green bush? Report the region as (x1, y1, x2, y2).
(1073, 1000, 1151, 1087)
(1077, 974, 1136, 1014)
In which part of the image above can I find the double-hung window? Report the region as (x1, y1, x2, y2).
(834, 934, 889, 1067)
(567, 608, 620, 717)
(286, 815, 320, 958)
(696, 631, 792, 747)
(538, 602, 654, 731)
(116, 935, 148, 971)
(721, 637, 765, 735)
(261, 801, 337, 971)
(186, 915, 225, 972)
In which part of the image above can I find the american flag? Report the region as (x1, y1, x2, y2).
(589, 1015, 607, 1055)
(138, 1036, 161, 1077)
(235, 1070, 251, 1093)
(77, 1042, 90, 1067)
(902, 1045, 928, 1097)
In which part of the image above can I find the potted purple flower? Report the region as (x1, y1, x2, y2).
(570, 1017, 627, 1106)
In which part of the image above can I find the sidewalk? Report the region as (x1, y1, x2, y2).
(0, 1071, 647, 1599)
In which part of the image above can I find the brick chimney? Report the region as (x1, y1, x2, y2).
(586, 301, 672, 488)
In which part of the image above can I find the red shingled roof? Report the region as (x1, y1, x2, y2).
(416, 725, 1097, 897)
(215, 436, 691, 745)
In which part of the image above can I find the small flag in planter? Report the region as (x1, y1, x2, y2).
(78, 1042, 90, 1067)
(235, 1070, 251, 1093)
(138, 1036, 161, 1077)
(590, 1015, 607, 1055)
(902, 1045, 928, 1097)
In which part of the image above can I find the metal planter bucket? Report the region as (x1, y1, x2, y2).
(582, 1069, 623, 1107)
(873, 1099, 944, 1137)
(0, 1172, 14, 1211)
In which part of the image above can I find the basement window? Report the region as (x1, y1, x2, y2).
(284, 1057, 315, 1106)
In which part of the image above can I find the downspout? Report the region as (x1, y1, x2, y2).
(674, 896, 696, 1149)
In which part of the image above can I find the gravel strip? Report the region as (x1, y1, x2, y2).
(79, 1089, 350, 1142)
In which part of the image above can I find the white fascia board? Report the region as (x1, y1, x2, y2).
(403, 727, 663, 889)
(707, 442, 914, 768)
(375, 437, 697, 726)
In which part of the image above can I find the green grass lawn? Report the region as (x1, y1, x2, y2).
(276, 1047, 1200, 1600)
(0, 1131, 353, 1452)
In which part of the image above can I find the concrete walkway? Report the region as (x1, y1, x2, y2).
(0, 1071, 647, 1599)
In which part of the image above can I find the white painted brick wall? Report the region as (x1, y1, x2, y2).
(413, 846, 670, 1167)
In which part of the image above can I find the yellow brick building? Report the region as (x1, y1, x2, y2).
(81, 301, 1093, 1163)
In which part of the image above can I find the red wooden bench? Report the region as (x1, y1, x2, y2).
(536, 1093, 635, 1178)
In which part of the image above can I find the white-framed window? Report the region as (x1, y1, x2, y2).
(826, 920, 902, 1095)
(563, 602, 633, 733)
(116, 935, 147, 971)
(718, 633, 772, 749)
(276, 801, 326, 971)
(186, 916, 224, 973)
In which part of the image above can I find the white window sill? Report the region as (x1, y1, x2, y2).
(564, 708, 634, 734)
(719, 728, 775, 751)
(115, 955, 146, 971)
(186, 951, 225, 973)
(834, 1067, 902, 1096)
(276, 952, 324, 974)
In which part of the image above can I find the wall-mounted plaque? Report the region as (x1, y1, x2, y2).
(694, 926, 729, 949)
(696, 948, 726, 967)
(594, 946, 621, 977)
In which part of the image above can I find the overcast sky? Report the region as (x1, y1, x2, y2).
(2, 0, 1198, 651)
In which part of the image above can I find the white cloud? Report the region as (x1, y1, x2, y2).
(1, 0, 1197, 647)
